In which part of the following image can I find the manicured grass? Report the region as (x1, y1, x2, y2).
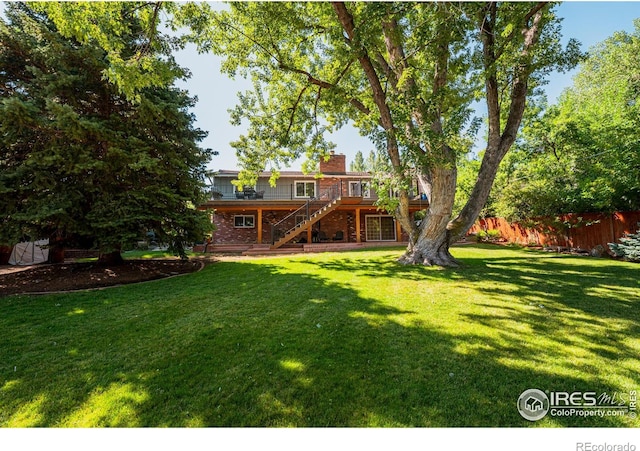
(1, 245, 638, 427)
(121, 249, 185, 259)
(76, 249, 197, 262)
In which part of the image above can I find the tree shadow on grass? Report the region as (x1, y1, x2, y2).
(0, 254, 638, 427)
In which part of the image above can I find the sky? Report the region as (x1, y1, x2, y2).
(2, 1, 640, 172)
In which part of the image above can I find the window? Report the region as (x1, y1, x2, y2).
(365, 215, 396, 241)
(349, 181, 371, 198)
(295, 181, 315, 198)
(234, 215, 255, 228)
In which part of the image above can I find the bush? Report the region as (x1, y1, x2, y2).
(475, 229, 502, 243)
(487, 229, 501, 241)
(609, 224, 640, 262)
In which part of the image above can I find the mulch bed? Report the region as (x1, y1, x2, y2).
(0, 259, 204, 297)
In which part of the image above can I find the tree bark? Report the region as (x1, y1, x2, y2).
(332, 1, 418, 243)
(447, 4, 545, 244)
(399, 158, 458, 267)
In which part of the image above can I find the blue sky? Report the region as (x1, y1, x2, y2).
(2, 2, 640, 171)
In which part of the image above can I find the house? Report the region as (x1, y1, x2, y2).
(198, 152, 428, 254)
(525, 396, 544, 412)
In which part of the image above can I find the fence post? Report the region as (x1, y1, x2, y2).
(610, 213, 616, 244)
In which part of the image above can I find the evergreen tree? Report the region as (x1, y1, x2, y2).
(0, 3, 213, 262)
(609, 224, 640, 262)
(349, 150, 366, 172)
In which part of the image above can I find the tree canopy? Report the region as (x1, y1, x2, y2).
(28, 1, 185, 101)
(0, 2, 213, 261)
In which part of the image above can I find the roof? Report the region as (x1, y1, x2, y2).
(213, 170, 372, 178)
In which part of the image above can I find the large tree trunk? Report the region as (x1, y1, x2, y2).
(332, 2, 545, 268)
(447, 144, 507, 243)
(399, 226, 458, 267)
(399, 163, 458, 267)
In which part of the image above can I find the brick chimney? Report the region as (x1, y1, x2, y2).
(319, 151, 346, 174)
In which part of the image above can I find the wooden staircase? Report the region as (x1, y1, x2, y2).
(271, 198, 342, 249)
(270, 181, 344, 250)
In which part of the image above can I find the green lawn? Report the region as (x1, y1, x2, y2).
(1, 244, 638, 427)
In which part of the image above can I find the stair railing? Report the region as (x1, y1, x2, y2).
(271, 181, 342, 244)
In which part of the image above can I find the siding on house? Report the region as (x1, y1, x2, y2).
(208, 171, 375, 201)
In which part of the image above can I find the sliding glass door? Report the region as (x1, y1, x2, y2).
(365, 215, 396, 241)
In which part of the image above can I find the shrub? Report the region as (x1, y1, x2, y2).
(609, 224, 640, 262)
(486, 229, 501, 241)
(475, 229, 502, 243)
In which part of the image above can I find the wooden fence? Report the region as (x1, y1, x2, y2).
(468, 211, 640, 252)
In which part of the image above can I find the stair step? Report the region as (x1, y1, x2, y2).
(271, 197, 342, 249)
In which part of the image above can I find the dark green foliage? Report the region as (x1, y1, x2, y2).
(609, 224, 640, 262)
(0, 3, 213, 258)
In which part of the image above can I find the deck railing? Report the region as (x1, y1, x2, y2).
(208, 184, 299, 200)
(207, 180, 377, 201)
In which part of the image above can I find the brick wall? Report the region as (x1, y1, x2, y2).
(213, 208, 410, 245)
(317, 211, 350, 242)
(213, 211, 257, 244)
(213, 210, 299, 244)
(319, 152, 346, 174)
(319, 211, 408, 243)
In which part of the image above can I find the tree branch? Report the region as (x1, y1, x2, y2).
(479, 2, 501, 148)
(134, 2, 162, 61)
(332, 1, 401, 167)
(285, 85, 310, 140)
(277, 63, 334, 90)
(278, 62, 370, 116)
(213, 7, 372, 118)
(501, 6, 545, 148)
(493, 2, 548, 62)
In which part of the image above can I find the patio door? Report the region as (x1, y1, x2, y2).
(365, 215, 396, 241)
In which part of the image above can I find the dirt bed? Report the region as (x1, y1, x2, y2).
(0, 259, 204, 297)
